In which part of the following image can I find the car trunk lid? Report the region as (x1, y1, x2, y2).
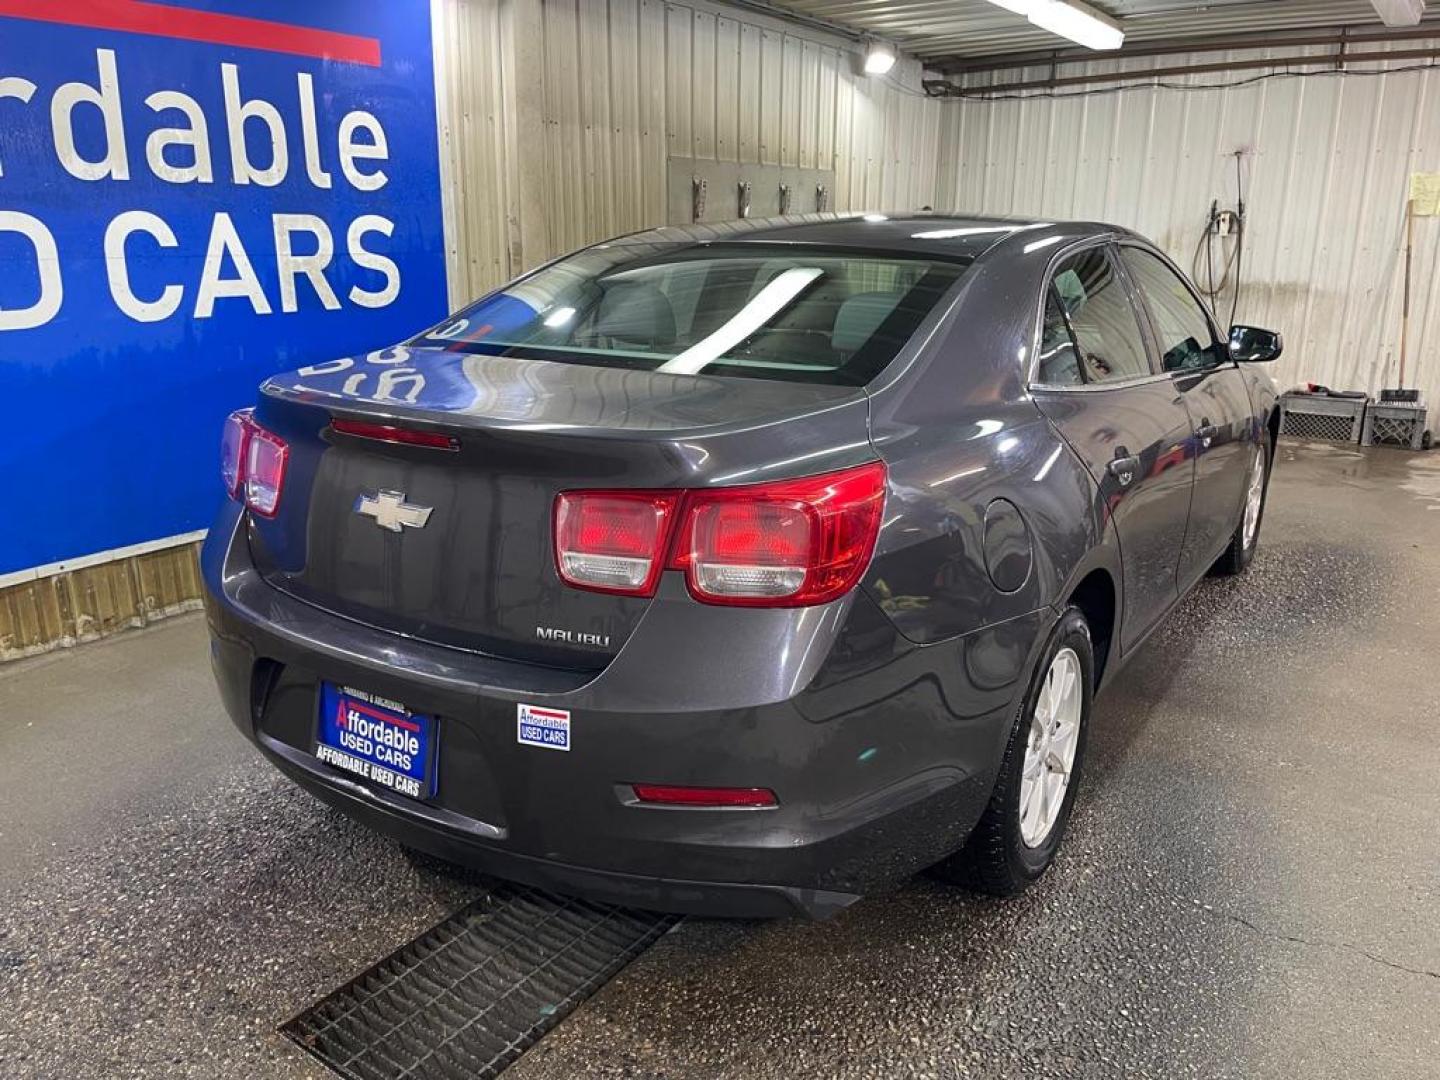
(244, 346, 871, 670)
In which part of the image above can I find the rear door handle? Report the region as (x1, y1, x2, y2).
(1196, 420, 1218, 448)
(1107, 454, 1141, 486)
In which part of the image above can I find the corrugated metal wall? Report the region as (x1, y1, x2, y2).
(436, 8, 1440, 409)
(433, 0, 944, 307)
(936, 45, 1440, 410)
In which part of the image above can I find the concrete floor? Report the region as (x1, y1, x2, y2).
(2, 441, 1438, 1080)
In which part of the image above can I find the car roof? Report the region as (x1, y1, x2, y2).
(593, 213, 1126, 263)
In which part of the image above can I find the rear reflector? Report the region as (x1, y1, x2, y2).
(331, 419, 459, 450)
(221, 409, 289, 518)
(553, 462, 887, 607)
(554, 491, 680, 596)
(631, 784, 778, 808)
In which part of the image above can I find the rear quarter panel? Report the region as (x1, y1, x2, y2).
(861, 255, 1109, 647)
(1241, 363, 1281, 439)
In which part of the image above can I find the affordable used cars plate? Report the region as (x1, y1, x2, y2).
(315, 683, 435, 799)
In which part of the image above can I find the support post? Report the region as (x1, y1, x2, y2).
(1400, 198, 1414, 389)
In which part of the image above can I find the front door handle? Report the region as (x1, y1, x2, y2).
(1108, 454, 1141, 486)
(1196, 419, 1218, 448)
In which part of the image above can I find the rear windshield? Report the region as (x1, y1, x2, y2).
(415, 244, 969, 386)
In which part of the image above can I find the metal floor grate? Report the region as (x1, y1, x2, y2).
(283, 885, 679, 1080)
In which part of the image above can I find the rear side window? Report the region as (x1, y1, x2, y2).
(1120, 247, 1223, 372)
(417, 245, 969, 386)
(1037, 287, 1083, 386)
(1050, 249, 1152, 384)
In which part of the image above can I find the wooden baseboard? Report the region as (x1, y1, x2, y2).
(0, 542, 205, 662)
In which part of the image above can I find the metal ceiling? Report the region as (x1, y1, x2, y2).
(753, 0, 1439, 62)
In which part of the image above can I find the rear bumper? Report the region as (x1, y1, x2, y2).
(262, 740, 856, 918)
(203, 500, 1047, 918)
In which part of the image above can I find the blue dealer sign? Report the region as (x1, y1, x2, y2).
(0, 0, 449, 575)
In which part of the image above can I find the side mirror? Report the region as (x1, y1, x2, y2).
(1229, 325, 1283, 363)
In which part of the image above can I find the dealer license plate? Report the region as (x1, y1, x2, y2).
(315, 683, 435, 799)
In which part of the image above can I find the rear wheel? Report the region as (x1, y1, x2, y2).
(933, 606, 1093, 896)
(1211, 430, 1270, 576)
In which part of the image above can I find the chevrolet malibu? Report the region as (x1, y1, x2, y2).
(202, 214, 1282, 917)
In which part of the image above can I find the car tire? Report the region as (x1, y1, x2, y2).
(932, 605, 1094, 896)
(1210, 429, 1272, 577)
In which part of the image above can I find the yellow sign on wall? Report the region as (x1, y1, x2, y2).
(1411, 172, 1440, 217)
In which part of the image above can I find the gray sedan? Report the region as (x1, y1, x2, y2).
(201, 213, 1282, 917)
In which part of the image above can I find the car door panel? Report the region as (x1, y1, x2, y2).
(1173, 366, 1254, 587)
(1030, 248, 1195, 653)
(1035, 383, 1193, 651)
(1116, 244, 1256, 589)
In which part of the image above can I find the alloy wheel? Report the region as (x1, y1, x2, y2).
(1019, 647, 1083, 848)
(1243, 446, 1265, 550)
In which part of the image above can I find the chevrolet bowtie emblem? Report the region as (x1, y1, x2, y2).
(355, 490, 433, 533)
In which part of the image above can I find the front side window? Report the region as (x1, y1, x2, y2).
(1050, 249, 1152, 384)
(1120, 247, 1223, 372)
(416, 244, 969, 387)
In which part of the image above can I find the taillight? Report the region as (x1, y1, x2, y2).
(552, 461, 887, 607)
(686, 500, 809, 598)
(220, 409, 289, 518)
(554, 490, 680, 596)
(220, 409, 252, 498)
(674, 462, 887, 606)
(244, 424, 289, 517)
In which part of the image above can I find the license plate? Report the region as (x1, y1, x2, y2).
(315, 684, 435, 799)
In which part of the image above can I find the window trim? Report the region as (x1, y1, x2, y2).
(1105, 241, 1166, 379)
(1036, 283, 1084, 388)
(1029, 239, 1164, 391)
(1027, 234, 1106, 390)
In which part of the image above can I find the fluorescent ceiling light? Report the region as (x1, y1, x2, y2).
(543, 306, 576, 327)
(1028, 0, 1123, 50)
(863, 41, 897, 75)
(1371, 0, 1425, 26)
(982, 0, 1125, 51)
